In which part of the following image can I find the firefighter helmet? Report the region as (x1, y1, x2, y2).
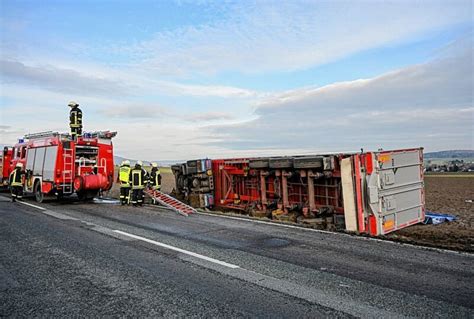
(136, 160, 143, 167)
(123, 160, 130, 166)
(15, 162, 23, 169)
(68, 101, 79, 107)
(151, 162, 158, 168)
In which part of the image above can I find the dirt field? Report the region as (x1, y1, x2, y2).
(107, 170, 473, 252)
(387, 175, 474, 252)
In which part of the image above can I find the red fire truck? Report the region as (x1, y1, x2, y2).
(5, 130, 116, 202)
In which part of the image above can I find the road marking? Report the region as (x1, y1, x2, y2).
(16, 201, 46, 211)
(113, 230, 240, 269)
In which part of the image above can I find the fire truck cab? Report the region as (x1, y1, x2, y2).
(9, 130, 116, 202)
(1, 147, 14, 189)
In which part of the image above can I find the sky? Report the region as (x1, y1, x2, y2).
(0, 0, 473, 161)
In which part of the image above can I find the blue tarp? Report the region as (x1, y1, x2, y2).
(423, 211, 457, 225)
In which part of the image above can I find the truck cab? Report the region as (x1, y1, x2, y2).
(0, 146, 14, 188)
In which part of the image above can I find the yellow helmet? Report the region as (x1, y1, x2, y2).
(123, 160, 130, 166)
(68, 101, 79, 107)
(15, 162, 23, 169)
(151, 162, 158, 168)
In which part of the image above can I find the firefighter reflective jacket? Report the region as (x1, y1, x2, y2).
(9, 168, 24, 187)
(149, 168, 161, 189)
(129, 167, 146, 189)
(70, 107, 83, 128)
(119, 165, 131, 186)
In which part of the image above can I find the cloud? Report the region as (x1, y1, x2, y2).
(155, 81, 259, 98)
(99, 104, 171, 119)
(180, 111, 235, 122)
(207, 46, 474, 152)
(0, 60, 130, 97)
(0, 58, 260, 100)
(132, 1, 472, 75)
(99, 103, 235, 123)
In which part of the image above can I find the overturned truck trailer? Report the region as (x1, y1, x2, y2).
(172, 148, 424, 236)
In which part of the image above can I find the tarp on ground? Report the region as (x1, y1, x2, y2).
(423, 211, 457, 225)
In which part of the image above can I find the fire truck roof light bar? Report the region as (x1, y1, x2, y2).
(24, 131, 61, 140)
(84, 131, 117, 139)
(23, 130, 117, 141)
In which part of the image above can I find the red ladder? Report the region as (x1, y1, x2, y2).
(144, 189, 196, 217)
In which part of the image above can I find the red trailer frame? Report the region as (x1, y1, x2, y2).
(173, 148, 425, 236)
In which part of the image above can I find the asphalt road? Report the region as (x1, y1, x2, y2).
(1, 196, 473, 318)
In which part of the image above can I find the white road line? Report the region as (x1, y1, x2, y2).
(113, 230, 240, 269)
(16, 201, 46, 211)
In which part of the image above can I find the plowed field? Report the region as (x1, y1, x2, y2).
(387, 175, 473, 252)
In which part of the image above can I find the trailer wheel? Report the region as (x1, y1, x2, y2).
(34, 181, 44, 203)
(249, 159, 269, 169)
(269, 157, 294, 169)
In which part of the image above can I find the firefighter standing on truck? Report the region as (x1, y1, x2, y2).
(68, 101, 83, 140)
(118, 160, 131, 205)
(129, 161, 147, 206)
(149, 163, 162, 191)
(9, 163, 25, 202)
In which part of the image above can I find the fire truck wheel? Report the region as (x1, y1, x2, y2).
(86, 191, 98, 201)
(77, 191, 86, 201)
(77, 190, 97, 201)
(34, 181, 44, 203)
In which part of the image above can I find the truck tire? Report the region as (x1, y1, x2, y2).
(249, 158, 269, 169)
(77, 190, 97, 201)
(34, 181, 44, 203)
(86, 191, 98, 201)
(77, 191, 85, 201)
(269, 157, 294, 169)
(293, 156, 324, 169)
(186, 160, 198, 174)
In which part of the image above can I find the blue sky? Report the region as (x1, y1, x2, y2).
(0, 0, 473, 160)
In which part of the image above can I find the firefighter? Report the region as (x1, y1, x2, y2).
(149, 162, 162, 191)
(9, 163, 25, 202)
(118, 160, 131, 205)
(68, 101, 83, 140)
(129, 160, 146, 206)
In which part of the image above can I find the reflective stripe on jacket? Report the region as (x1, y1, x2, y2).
(70, 107, 83, 128)
(150, 169, 161, 189)
(9, 169, 23, 187)
(129, 168, 145, 189)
